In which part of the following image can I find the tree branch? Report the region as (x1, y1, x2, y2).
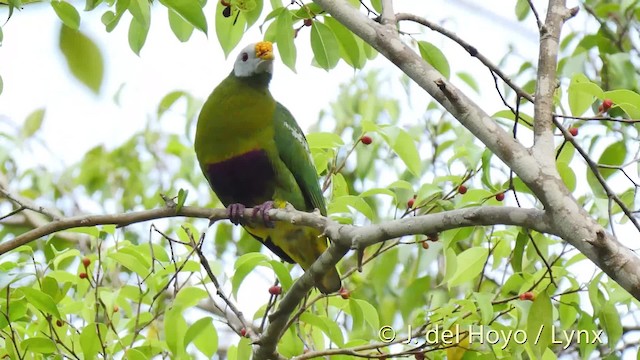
(311, 0, 640, 304)
(532, 0, 572, 158)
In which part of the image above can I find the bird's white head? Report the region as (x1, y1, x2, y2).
(233, 41, 275, 77)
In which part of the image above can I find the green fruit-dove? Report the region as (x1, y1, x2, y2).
(194, 41, 341, 294)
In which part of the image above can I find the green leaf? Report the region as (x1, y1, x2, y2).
(177, 188, 188, 212)
(128, 17, 150, 55)
(174, 287, 208, 309)
(448, 247, 488, 287)
(19, 287, 61, 319)
(215, 1, 248, 57)
(165, 305, 188, 356)
(306, 132, 344, 149)
(527, 292, 552, 358)
(128, 0, 150, 28)
(160, 0, 207, 34)
(457, 71, 480, 93)
(20, 337, 56, 354)
(59, 25, 104, 94)
(22, 108, 45, 138)
(275, 9, 296, 71)
(515, 0, 530, 20)
(232, 253, 269, 297)
(324, 16, 363, 69)
(418, 41, 450, 79)
(599, 301, 622, 348)
(168, 8, 194, 42)
(603, 89, 640, 119)
(0, 74, 3, 96)
(108, 252, 149, 277)
(568, 73, 601, 116)
(379, 126, 421, 175)
(587, 141, 626, 198)
(51, 1, 81, 30)
(310, 21, 340, 70)
(80, 323, 106, 359)
(558, 292, 579, 329)
(557, 161, 576, 191)
(184, 317, 218, 357)
(299, 312, 344, 346)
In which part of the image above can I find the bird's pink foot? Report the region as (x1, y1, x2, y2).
(227, 203, 246, 225)
(252, 201, 275, 228)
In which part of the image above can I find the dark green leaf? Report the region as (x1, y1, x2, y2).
(275, 9, 296, 71)
(59, 25, 104, 94)
(418, 41, 450, 79)
(310, 21, 340, 70)
(324, 16, 363, 68)
(515, 0, 529, 20)
(160, 0, 207, 34)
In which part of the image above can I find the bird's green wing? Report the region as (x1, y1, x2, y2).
(273, 102, 327, 216)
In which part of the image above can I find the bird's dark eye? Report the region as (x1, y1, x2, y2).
(241, 53, 249, 62)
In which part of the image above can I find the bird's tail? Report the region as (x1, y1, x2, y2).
(315, 266, 342, 294)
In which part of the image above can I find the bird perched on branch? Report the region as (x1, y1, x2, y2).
(194, 41, 341, 294)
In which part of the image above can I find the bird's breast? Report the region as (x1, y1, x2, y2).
(205, 149, 276, 207)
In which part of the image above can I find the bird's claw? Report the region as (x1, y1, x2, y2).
(253, 201, 275, 228)
(227, 203, 246, 225)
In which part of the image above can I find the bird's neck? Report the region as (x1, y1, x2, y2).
(235, 72, 272, 89)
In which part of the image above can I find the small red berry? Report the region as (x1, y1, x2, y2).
(113, 305, 119, 313)
(240, 328, 247, 337)
(79, 272, 88, 279)
(568, 127, 578, 136)
(82, 257, 91, 268)
(495, 193, 505, 202)
(458, 185, 468, 194)
(421, 241, 429, 249)
(519, 292, 535, 301)
(303, 18, 313, 27)
(56, 319, 63, 327)
(268, 285, 282, 295)
(414, 353, 425, 360)
(339, 287, 350, 299)
(602, 99, 613, 111)
(360, 135, 372, 145)
(407, 198, 415, 208)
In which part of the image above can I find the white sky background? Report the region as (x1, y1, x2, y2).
(4, 0, 629, 356)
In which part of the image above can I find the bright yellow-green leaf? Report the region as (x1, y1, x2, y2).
(568, 74, 601, 116)
(310, 21, 340, 70)
(448, 247, 488, 287)
(306, 132, 344, 148)
(128, 0, 150, 28)
(80, 322, 107, 359)
(59, 25, 104, 93)
(603, 89, 640, 118)
(184, 317, 218, 357)
(51, 1, 81, 29)
(600, 301, 622, 348)
(128, 17, 149, 55)
(527, 292, 552, 358)
(19, 287, 61, 318)
(379, 126, 421, 175)
(22, 108, 45, 138)
(215, 1, 247, 57)
(20, 337, 56, 354)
